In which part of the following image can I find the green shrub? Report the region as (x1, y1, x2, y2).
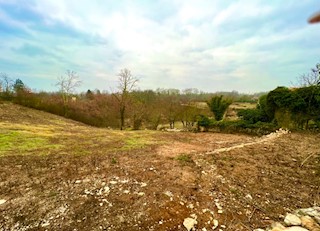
(197, 115, 212, 131)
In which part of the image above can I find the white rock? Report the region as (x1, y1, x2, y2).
(215, 202, 223, 210)
(123, 190, 130, 194)
(202, 228, 207, 231)
(109, 180, 117, 185)
(83, 179, 91, 183)
(183, 217, 197, 231)
(245, 194, 253, 200)
(296, 207, 320, 217)
(75, 180, 82, 184)
(137, 192, 145, 196)
(164, 191, 173, 198)
(140, 182, 147, 187)
(120, 179, 129, 184)
(190, 214, 197, 219)
(284, 227, 309, 231)
(271, 222, 286, 230)
(212, 219, 219, 230)
(253, 229, 265, 231)
(284, 213, 302, 226)
(218, 210, 223, 214)
(41, 221, 50, 227)
(0, 199, 7, 205)
(104, 186, 110, 193)
(187, 204, 194, 209)
(300, 215, 320, 230)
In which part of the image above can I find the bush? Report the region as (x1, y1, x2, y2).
(210, 120, 278, 135)
(237, 109, 263, 124)
(197, 115, 212, 131)
(207, 95, 232, 121)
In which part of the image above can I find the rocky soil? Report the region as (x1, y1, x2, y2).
(0, 102, 319, 230)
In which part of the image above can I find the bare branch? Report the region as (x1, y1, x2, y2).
(117, 68, 138, 94)
(296, 63, 320, 87)
(55, 70, 82, 95)
(114, 68, 139, 130)
(0, 73, 14, 93)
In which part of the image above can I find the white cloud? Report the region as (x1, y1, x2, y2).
(1, 0, 319, 92)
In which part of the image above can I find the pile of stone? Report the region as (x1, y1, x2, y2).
(254, 207, 320, 231)
(263, 128, 290, 140)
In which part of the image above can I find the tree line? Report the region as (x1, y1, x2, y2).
(1, 63, 319, 132)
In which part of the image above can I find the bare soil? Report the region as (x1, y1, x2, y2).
(0, 102, 319, 230)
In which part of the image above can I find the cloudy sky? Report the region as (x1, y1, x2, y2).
(0, 0, 319, 93)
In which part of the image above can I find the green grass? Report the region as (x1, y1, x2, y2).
(0, 130, 61, 156)
(119, 131, 157, 150)
(175, 154, 193, 164)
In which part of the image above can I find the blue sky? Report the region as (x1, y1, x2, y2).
(0, 0, 319, 93)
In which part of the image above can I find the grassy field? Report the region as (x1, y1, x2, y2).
(0, 102, 319, 230)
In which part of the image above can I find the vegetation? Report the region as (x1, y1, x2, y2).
(266, 86, 320, 129)
(113, 69, 138, 130)
(55, 70, 82, 116)
(1, 63, 319, 132)
(207, 95, 232, 121)
(296, 63, 320, 87)
(175, 154, 193, 164)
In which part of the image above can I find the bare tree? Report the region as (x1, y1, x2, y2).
(113, 68, 138, 130)
(296, 63, 320, 87)
(55, 70, 82, 115)
(0, 73, 13, 93)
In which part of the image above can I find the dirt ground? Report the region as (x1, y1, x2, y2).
(0, 102, 319, 230)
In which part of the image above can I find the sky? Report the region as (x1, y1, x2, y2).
(0, 0, 319, 93)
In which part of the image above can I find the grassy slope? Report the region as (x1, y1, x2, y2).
(0, 102, 161, 157)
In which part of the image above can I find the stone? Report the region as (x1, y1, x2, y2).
(301, 215, 320, 231)
(183, 217, 197, 231)
(0, 199, 6, 205)
(83, 178, 91, 183)
(284, 227, 309, 231)
(296, 207, 320, 218)
(164, 191, 173, 198)
(215, 202, 223, 210)
(140, 182, 147, 187)
(245, 194, 253, 200)
(187, 204, 194, 209)
(253, 229, 265, 231)
(118, 215, 125, 223)
(212, 219, 219, 230)
(270, 222, 286, 231)
(284, 213, 302, 226)
(270, 228, 285, 231)
(41, 221, 50, 227)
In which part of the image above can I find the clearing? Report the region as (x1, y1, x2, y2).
(0, 102, 319, 230)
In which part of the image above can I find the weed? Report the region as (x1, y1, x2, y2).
(229, 187, 240, 198)
(175, 154, 193, 164)
(111, 157, 117, 164)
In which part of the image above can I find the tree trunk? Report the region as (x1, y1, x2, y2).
(120, 106, 125, 130)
